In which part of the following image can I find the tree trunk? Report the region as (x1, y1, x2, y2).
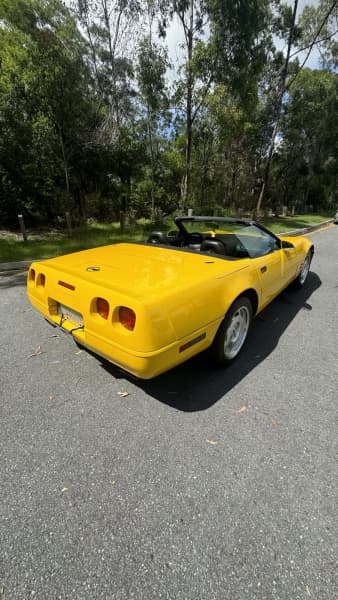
(181, 0, 194, 214)
(147, 104, 156, 221)
(58, 125, 70, 194)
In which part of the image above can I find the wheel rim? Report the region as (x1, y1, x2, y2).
(224, 306, 250, 360)
(299, 253, 311, 285)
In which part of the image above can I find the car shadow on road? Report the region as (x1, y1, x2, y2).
(101, 272, 321, 412)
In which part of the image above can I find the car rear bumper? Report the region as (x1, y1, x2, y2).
(29, 292, 220, 379)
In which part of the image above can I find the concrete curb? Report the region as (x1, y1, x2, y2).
(280, 219, 334, 237)
(0, 220, 335, 273)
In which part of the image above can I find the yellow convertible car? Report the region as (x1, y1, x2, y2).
(27, 216, 314, 379)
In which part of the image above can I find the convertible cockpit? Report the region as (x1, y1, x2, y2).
(147, 216, 284, 260)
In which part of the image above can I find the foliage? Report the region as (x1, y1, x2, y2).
(0, 0, 337, 228)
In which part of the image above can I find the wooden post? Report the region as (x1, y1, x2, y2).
(65, 212, 72, 236)
(18, 214, 28, 241)
(120, 211, 125, 232)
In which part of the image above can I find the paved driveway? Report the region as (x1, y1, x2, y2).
(0, 227, 337, 599)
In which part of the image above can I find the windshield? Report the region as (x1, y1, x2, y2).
(181, 219, 245, 236)
(180, 219, 280, 258)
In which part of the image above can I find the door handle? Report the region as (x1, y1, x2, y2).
(261, 265, 267, 273)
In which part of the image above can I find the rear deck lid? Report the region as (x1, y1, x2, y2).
(40, 243, 248, 301)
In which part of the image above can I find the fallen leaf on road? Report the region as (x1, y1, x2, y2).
(48, 395, 55, 401)
(117, 391, 129, 397)
(61, 487, 68, 493)
(29, 345, 42, 358)
(237, 406, 247, 413)
(206, 439, 218, 445)
(305, 586, 311, 596)
(75, 350, 83, 355)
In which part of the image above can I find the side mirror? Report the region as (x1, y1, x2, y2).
(281, 240, 295, 249)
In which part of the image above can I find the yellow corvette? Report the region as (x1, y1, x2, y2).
(27, 216, 314, 379)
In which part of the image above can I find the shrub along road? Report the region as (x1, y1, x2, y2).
(0, 226, 337, 599)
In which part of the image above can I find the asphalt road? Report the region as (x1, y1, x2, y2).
(0, 227, 337, 600)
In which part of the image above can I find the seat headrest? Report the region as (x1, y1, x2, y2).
(147, 231, 169, 244)
(200, 239, 225, 255)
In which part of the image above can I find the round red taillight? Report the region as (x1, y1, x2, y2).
(119, 307, 136, 331)
(96, 298, 109, 319)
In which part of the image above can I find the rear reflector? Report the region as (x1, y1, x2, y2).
(119, 307, 136, 331)
(179, 333, 206, 353)
(58, 280, 75, 291)
(29, 268, 36, 281)
(96, 298, 109, 319)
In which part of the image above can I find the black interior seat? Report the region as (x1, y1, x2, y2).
(147, 231, 170, 244)
(200, 239, 226, 255)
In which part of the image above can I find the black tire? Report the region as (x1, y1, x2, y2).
(292, 250, 313, 289)
(210, 297, 253, 365)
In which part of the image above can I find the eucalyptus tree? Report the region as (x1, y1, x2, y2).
(75, 0, 143, 144)
(166, 0, 270, 212)
(136, 1, 169, 220)
(297, 0, 338, 69)
(254, 0, 338, 214)
(254, 0, 302, 215)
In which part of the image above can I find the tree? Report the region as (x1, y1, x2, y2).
(297, 0, 338, 69)
(255, 0, 301, 215)
(168, 0, 270, 212)
(136, 2, 168, 220)
(0, 0, 96, 224)
(75, 0, 142, 144)
(278, 69, 338, 210)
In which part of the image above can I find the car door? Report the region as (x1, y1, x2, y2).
(253, 250, 284, 308)
(280, 243, 300, 283)
(238, 226, 286, 308)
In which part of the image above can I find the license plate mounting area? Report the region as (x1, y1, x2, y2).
(58, 304, 83, 328)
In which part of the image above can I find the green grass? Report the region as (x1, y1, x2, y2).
(0, 213, 333, 263)
(0, 223, 146, 263)
(262, 213, 333, 234)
